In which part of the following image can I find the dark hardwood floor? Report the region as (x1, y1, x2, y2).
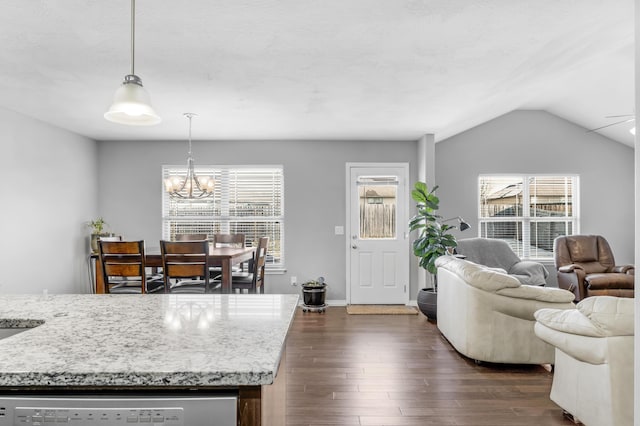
(285, 307, 574, 426)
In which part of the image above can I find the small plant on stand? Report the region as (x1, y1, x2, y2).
(301, 277, 328, 313)
(87, 217, 110, 253)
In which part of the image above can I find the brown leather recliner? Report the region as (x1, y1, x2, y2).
(554, 235, 634, 301)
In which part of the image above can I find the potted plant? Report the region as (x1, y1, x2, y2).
(301, 277, 327, 313)
(87, 217, 110, 253)
(409, 182, 458, 320)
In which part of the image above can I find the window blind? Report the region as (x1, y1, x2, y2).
(478, 175, 578, 260)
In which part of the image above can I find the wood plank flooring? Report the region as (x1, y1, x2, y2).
(285, 307, 574, 426)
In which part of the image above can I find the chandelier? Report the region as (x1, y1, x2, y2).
(104, 0, 161, 126)
(164, 113, 215, 199)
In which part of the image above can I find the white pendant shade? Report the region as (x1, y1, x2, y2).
(104, 0, 160, 126)
(104, 75, 161, 126)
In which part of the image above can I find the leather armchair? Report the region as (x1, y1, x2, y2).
(554, 235, 634, 302)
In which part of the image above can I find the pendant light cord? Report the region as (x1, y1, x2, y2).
(130, 0, 136, 76)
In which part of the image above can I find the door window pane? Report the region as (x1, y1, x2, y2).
(357, 176, 397, 239)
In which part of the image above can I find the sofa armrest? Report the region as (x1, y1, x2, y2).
(611, 264, 634, 274)
(534, 296, 635, 338)
(489, 286, 575, 322)
(496, 285, 575, 304)
(558, 264, 583, 273)
(534, 322, 609, 365)
(534, 308, 605, 337)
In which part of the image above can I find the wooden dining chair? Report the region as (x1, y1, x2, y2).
(98, 240, 164, 294)
(210, 233, 247, 277)
(230, 236, 269, 294)
(176, 233, 208, 241)
(160, 240, 212, 293)
(212, 233, 245, 247)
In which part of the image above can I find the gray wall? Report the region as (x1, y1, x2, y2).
(1, 108, 632, 297)
(436, 110, 635, 286)
(0, 108, 98, 293)
(97, 139, 418, 301)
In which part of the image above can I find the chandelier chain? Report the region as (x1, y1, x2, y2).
(163, 113, 214, 199)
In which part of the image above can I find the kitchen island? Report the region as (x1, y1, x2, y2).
(0, 293, 298, 426)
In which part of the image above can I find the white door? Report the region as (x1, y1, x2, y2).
(347, 164, 409, 304)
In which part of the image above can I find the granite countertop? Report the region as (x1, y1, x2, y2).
(0, 294, 298, 388)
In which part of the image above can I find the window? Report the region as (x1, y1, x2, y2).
(357, 176, 398, 239)
(162, 165, 284, 271)
(478, 175, 579, 260)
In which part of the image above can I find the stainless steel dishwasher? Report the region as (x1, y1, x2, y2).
(0, 391, 237, 425)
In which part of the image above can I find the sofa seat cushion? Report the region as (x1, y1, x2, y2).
(585, 273, 635, 290)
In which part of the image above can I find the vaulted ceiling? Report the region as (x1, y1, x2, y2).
(0, 0, 634, 145)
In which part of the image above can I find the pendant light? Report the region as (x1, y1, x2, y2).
(164, 113, 215, 199)
(104, 0, 161, 125)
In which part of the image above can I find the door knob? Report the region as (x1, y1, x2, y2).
(352, 244, 358, 249)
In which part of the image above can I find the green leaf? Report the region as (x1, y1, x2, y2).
(407, 180, 463, 274)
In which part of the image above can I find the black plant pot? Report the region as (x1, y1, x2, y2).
(417, 288, 437, 320)
(302, 284, 327, 306)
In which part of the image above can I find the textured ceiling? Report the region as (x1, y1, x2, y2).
(0, 0, 634, 145)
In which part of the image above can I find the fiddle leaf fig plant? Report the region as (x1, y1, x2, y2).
(409, 182, 458, 281)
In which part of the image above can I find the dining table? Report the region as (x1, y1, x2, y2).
(93, 246, 256, 294)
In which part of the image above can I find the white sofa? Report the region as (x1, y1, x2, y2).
(534, 296, 634, 426)
(435, 256, 575, 364)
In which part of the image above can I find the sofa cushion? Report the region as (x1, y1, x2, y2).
(584, 273, 635, 290)
(566, 235, 599, 262)
(577, 296, 634, 336)
(436, 256, 520, 292)
(534, 308, 605, 337)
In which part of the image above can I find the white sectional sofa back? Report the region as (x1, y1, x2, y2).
(435, 256, 575, 364)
